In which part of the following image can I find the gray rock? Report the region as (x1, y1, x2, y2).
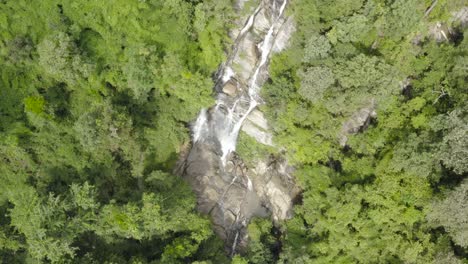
(452, 7, 468, 27)
(241, 109, 274, 146)
(273, 16, 295, 53)
(232, 36, 258, 82)
(251, 156, 299, 222)
(246, 109, 269, 130)
(179, 142, 299, 253)
(242, 121, 274, 146)
(222, 79, 240, 96)
(429, 22, 453, 42)
(340, 101, 377, 146)
(252, 7, 272, 36)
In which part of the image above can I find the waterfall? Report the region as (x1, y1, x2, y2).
(191, 0, 289, 165)
(184, 0, 295, 255)
(192, 108, 207, 142)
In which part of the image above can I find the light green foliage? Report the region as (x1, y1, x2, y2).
(96, 194, 163, 240)
(328, 15, 370, 44)
(0, 138, 35, 203)
(245, 218, 275, 263)
(38, 32, 94, 86)
(194, 1, 234, 72)
(314, 0, 365, 22)
(0, 0, 234, 262)
(1, 0, 467, 262)
(381, 0, 425, 40)
(428, 180, 468, 248)
(23, 96, 46, 115)
(0, 65, 36, 131)
(236, 131, 276, 166)
(334, 53, 398, 94)
(264, 0, 468, 262)
(121, 45, 160, 101)
(284, 170, 435, 263)
(389, 132, 440, 179)
(277, 125, 332, 165)
(320, 54, 400, 116)
(154, 53, 214, 118)
(73, 100, 134, 164)
(231, 255, 249, 264)
(9, 188, 84, 263)
(303, 34, 331, 62)
(298, 66, 335, 103)
(436, 110, 468, 174)
(143, 118, 187, 165)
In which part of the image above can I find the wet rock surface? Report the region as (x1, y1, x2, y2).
(179, 144, 299, 253)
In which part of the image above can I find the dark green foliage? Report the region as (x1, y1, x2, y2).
(244, 218, 278, 264)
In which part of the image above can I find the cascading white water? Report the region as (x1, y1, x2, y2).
(183, 1, 295, 255)
(192, 108, 207, 142)
(192, 0, 288, 165)
(222, 67, 235, 83)
(239, 5, 263, 37)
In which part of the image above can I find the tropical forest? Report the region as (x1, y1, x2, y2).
(0, 0, 466, 263)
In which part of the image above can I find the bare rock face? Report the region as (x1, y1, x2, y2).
(251, 156, 300, 222)
(241, 109, 274, 146)
(252, 7, 272, 36)
(232, 36, 259, 81)
(452, 7, 468, 27)
(179, 143, 298, 253)
(340, 101, 377, 146)
(223, 79, 240, 96)
(429, 22, 454, 42)
(235, 0, 248, 10)
(273, 16, 296, 53)
(428, 7, 468, 43)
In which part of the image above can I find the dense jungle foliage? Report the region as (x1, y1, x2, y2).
(0, 0, 467, 263)
(0, 0, 235, 262)
(250, 0, 467, 263)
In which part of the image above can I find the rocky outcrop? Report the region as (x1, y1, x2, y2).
(232, 36, 259, 81)
(180, 145, 299, 253)
(452, 7, 468, 27)
(428, 7, 467, 42)
(273, 16, 295, 53)
(181, 143, 264, 251)
(222, 79, 240, 96)
(241, 109, 274, 146)
(429, 22, 454, 42)
(251, 156, 299, 222)
(340, 101, 377, 146)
